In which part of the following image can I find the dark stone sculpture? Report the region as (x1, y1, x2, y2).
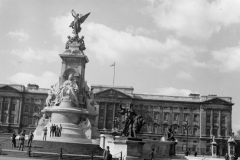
(164, 125, 175, 141)
(119, 102, 145, 138)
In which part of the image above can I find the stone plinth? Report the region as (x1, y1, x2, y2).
(100, 134, 175, 160)
(211, 141, 217, 158)
(228, 138, 237, 160)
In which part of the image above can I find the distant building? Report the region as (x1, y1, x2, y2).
(0, 84, 48, 133)
(0, 83, 234, 155)
(92, 85, 234, 155)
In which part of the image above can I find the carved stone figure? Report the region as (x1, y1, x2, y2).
(119, 102, 145, 138)
(65, 36, 74, 49)
(78, 36, 86, 51)
(164, 125, 175, 141)
(46, 86, 55, 107)
(59, 74, 79, 106)
(69, 10, 90, 35)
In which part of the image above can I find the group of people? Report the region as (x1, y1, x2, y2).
(42, 124, 62, 141)
(50, 124, 62, 137)
(11, 130, 34, 151)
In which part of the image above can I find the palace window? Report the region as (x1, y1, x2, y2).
(174, 113, 179, 121)
(221, 115, 226, 124)
(206, 114, 211, 123)
(29, 117, 33, 125)
(193, 127, 198, 136)
(4, 103, 8, 110)
(23, 117, 28, 125)
(29, 106, 33, 113)
(33, 117, 38, 126)
(34, 106, 39, 113)
(24, 105, 29, 112)
(206, 127, 210, 136)
(184, 113, 189, 122)
(2, 114, 7, 123)
(174, 126, 178, 134)
(213, 127, 218, 137)
(154, 112, 159, 120)
(221, 128, 226, 136)
(11, 103, 16, 111)
(194, 114, 198, 122)
(213, 114, 218, 123)
(10, 115, 15, 123)
(164, 112, 169, 121)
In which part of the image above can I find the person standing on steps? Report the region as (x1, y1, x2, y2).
(11, 131, 16, 148)
(59, 124, 62, 137)
(50, 124, 53, 137)
(27, 131, 34, 147)
(52, 124, 56, 137)
(18, 133, 25, 151)
(43, 127, 48, 141)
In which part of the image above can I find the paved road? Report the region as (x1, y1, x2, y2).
(0, 156, 44, 160)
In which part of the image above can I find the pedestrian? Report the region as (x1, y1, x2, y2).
(18, 133, 25, 151)
(225, 153, 229, 160)
(55, 125, 59, 137)
(234, 152, 238, 160)
(59, 124, 62, 137)
(27, 131, 34, 147)
(50, 124, 53, 137)
(103, 146, 112, 160)
(52, 124, 56, 137)
(194, 150, 197, 157)
(149, 148, 154, 160)
(43, 127, 47, 141)
(11, 131, 16, 148)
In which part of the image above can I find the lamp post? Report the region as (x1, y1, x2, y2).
(183, 122, 191, 155)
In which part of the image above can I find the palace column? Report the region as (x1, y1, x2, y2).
(218, 110, 221, 137)
(179, 107, 184, 134)
(0, 96, 5, 123)
(17, 96, 23, 126)
(210, 110, 213, 136)
(6, 97, 12, 123)
(103, 102, 108, 130)
(112, 103, 116, 129)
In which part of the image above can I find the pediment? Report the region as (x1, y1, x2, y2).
(202, 98, 233, 105)
(95, 88, 132, 99)
(0, 85, 21, 92)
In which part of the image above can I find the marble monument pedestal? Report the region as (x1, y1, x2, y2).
(34, 97, 99, 142)
(100, 134, 176, 160)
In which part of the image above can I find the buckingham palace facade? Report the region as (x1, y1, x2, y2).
(0, 83, 234, 154)
(92, 85, 233, 155)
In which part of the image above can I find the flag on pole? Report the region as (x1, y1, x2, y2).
(110, 62, 115, 67)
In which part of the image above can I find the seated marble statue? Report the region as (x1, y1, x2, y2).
(59, 74, 79, 106)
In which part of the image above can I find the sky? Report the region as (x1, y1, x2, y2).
(0, 0, 240, 132)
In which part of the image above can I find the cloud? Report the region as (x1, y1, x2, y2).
(52, 14, 203, 69)
(144, 0, 240, 40)
(211, 45, 240, 72)
(8, 71, 58, 88)
(7, 29, 30, 41)
(154, 87, 193, 96)
(176, 71, 193, 80)
(125, 25, 156, 35)
(10, 46, 59, 63)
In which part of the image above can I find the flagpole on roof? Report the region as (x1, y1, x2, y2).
(110, 62, 116, 86)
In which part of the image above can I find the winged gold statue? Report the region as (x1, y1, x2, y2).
(69, 10, 91, 35)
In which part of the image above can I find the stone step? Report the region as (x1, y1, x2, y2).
(0, 137, 103, 156)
